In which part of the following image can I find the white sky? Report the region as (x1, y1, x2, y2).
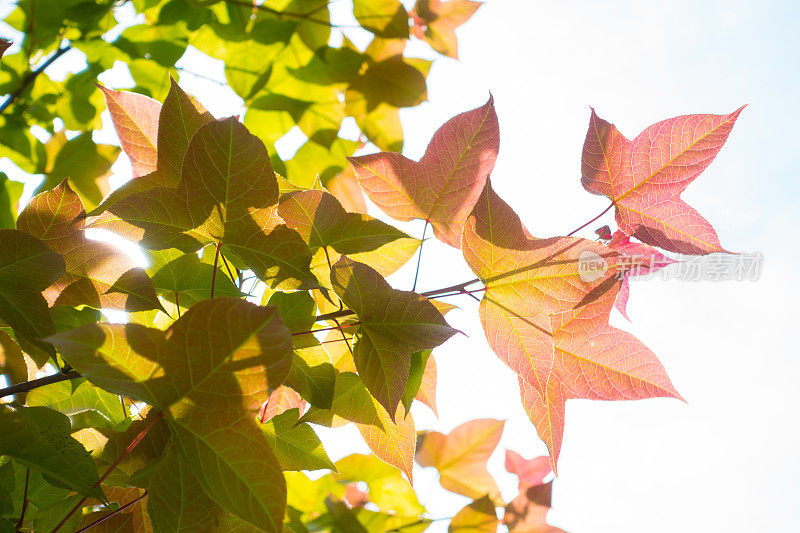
(2, 1, 799, 532)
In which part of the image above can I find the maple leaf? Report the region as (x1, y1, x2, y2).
(462, 184, 682, 469)
(0, 229, 64, 356)
(505, 450, 551, 489)
(581, 107, 744, 254)
(91, 80, 214, 215)
(278, 189, 420, 283)
(259, 408, 334, 472)
(16, 180, 162, 312)
(147, 444, 230, 532)
(348, 96, 499, 247)
(608, 231, 675, 319)
(503, 450, 558, 532)
(98, 85, 161, 178)
(0, 405, 104, 501)
(448, 495, 498, 533)
(335, 453, 425, 516)
(90, 115, 316, 289)
(411, 0, 482, 58)
(330, 256, 456, 418)
(48, 298, 292, 530)
(259, 384, 306, 422)
(415, 418, 504, 502)
(302, 372, 416, 481)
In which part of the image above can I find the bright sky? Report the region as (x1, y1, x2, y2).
(2, 1, 799, 532)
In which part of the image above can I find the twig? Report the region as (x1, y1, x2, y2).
(566, 203, 615, 236)
(412, 221, 429, 292)
(0, 42, 72, 114)
(0, 370, 81, 399)
(75, 491, 148, 533)
(15, 468, 29, 530)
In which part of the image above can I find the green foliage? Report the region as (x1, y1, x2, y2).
(0, 2, 744, 532)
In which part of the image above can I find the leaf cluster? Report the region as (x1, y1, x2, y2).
(0, 5, 746, 531)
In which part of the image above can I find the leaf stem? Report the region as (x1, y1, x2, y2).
(52, 411, 164, 532)
(292, 322, 360, 337)
(15, 468, 29, 530)
(0, 370, 81, 399)
(412, 221, 429, 292)
(220, 253, 237, 289)
(75, 491, 148, 533)
(566, 203, 615, 237)
(210, 242, 221, 298)
(0, 42, 72, 114)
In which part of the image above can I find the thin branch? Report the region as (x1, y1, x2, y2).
(292, 322, 360, 337)
(52, 411, 165, 532)
(175, 66, 226, 86)
(210, 241, 222, 298)
(566, 203, 615, 237)
(412, 221, 429, 292)
(75, 491, 148, 533)
(0, 42, 72, 114)
(0, 370, 81, 399)
(220, 252, 237, 288)
(15, 468, 30, 530)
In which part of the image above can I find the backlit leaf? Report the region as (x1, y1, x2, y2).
(581, 107, 744, 254)
(26, 378, 127, 424)
(303, 372, 416, 481)
(463, 184, 682, 468)
(0, 405, 103, 500)
(40, 132, 120, 210)
(90, 80, 213, 215)
(330, 256, 456, 417)
(147, 444, 225, 532)
(607, 231, 675, 319)
(0, 229, 65, 354)
(415, 418, 504, 501)
(260, 408, 334, 471)
(448, 495, 498, 533)
(334, 453, 424, 516)
(17, 181, 162, 312)
(50, 298, 292, 529)
(99, 85, 161, 177)
(278, 189, 413, 257)
(0, 173, 24, 229)
(353, 0, 410, 38)
(92, 115, 316, 289)
(349, 96, 498, 247)
(411, 0, 481, 58)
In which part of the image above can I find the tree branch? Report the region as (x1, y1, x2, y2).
(0, 370, 81, 399)
(0, 42, 72, 114)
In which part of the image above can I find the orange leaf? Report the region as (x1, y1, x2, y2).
(99, 85, 160, 178)
(17, 181, 162, 312)
(463, 184, 682, 470)
(448, 495, 498, 532)
(415, 418, 504, 501)
(349, 96, 499, 247)
(581, 107, 744, 254)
